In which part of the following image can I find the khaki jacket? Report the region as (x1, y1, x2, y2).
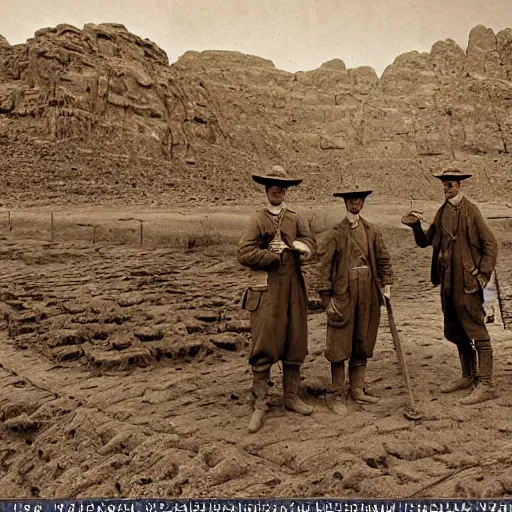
(237, 207, 316, 291)
(317, 217, 393, 301)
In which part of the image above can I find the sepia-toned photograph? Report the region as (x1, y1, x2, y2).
(0, 0, 511, 501)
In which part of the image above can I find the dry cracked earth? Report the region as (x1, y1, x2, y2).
(0, 204, 511, 500)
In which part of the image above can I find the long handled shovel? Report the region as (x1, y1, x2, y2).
(383, 294, 424, 421)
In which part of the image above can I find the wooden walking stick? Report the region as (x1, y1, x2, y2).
(383, 293, 424, 421)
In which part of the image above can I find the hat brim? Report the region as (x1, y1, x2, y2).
(333, 190, 373, 198)
(252, 175, 303, 187)
(433, 173, 472, 181)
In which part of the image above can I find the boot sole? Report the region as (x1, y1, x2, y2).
(440, 385, 473, 393)
(457, 394, 498, 406)
(248, 410, 266, 432)
(284, 405, 314, 415)
(351, 395, 380, 404)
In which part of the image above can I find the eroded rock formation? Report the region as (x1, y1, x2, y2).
(0, 23, 511, 206)
(0, 23, 225, 161)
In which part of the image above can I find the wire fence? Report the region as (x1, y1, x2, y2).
(0, 206, 345, 250)
(0, 209, 247, 251)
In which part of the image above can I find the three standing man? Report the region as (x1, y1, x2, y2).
(238, 163, 499, 433)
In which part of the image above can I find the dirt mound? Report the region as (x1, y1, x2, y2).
(0, 240, 252, 371)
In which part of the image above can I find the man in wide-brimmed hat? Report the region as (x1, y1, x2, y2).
(402, 166, 499, 405)
(316, 184, 393, 415)
(237, 165, 316, 433)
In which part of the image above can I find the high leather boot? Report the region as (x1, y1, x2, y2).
(440, 343, 476, 393)
(325, 362, 348, 415)
(349, 364, 380, 404)
(283, 364, 314, 415)
(458, 340, 498, 405)
(248, 367, 270, 433)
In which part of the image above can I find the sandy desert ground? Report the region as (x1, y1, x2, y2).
(0, 200, 511, 499)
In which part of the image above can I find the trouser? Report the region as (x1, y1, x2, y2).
(442, 289, 493, 384)
(325, 267, 380, 363)
(441, 289, 490, 343)
(248, 251, 308, 372)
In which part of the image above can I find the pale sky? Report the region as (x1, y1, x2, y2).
(4, 0, 512, 76)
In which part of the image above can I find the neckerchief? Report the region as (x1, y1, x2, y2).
(346, 211, 360, 229)
(448, 192, 464, 208)
(266, 201, 287, 216)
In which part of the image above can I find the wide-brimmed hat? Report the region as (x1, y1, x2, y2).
(333, 184, 373, 199)
(433, 166, 472, 181)
(251, 165, 303, 187)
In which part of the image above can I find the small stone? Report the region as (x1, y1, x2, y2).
(47, 329, 85, 348)
(342, 465, 382, 491)
(111, 339, 132, 350)
(383, 439, 450, 461)
(500, 475, 512, 493)
(194, 311, 218, 322)
(117, 296, 144, 307)
(209, 457, 248, 485)
(209, 333, 242, 351)
(5, 413, 40, 432)
(62, 302, 86, 314)
(51, 345, 83, 361)
(221, 319, 250, 333)
(134, 329, 164, 342)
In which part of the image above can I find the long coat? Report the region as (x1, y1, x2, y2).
(317, 218, 393, 362)
(412, 196, 498, 342)
(237, 207, 316, 371)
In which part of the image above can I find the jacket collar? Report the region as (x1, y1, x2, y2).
(346, 211, 360, 228)
(440, 194, 467, 213)
(447, 192, 464, 208)
(341, 216, 369, 228)
(263, 203, 296, 215)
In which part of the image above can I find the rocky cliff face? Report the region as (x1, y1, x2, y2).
(0, 24, 511, 206)
(0, 23, 226, 159)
